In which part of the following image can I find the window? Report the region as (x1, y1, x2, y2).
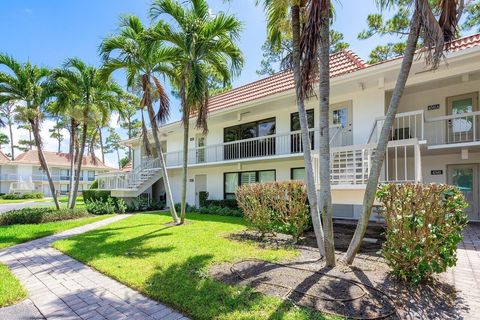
(60, 184, 69, 195)
(223, 118, 276, 160)
(291, 167, 306, 180)
(224, 170, 276, 199)
(60, 169, 70, 181)
(290, 109, 314, 153)
(88, 171, 95, 181)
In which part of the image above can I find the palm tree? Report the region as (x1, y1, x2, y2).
(99, 16, 180, 224)
(0, 54, 60, 209)
(150, 0, 244, 224)
(52, 58, 123, 208)
(256, 0, 326, 258)
(343, 0, 463, 264)
(299, 0, 336, 266)
(0, 102, 16, 160)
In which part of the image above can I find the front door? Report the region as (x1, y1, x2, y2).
(195, 174, 207, 207)
(447, 164, 479, 221)
(446, 92, 479, 143)
(331, 101, 353, 146)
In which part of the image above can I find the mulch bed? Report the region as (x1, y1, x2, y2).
(211, 223, 465, 319)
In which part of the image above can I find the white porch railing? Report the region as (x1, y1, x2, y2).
(425, 111, 480, 146)
(367, 110, 425, 144)
(97, 157, 162, 191)
(164, 127, 347, 168)
(313, 138, 422, 187)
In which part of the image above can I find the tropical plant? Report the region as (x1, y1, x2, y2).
(105, 127, 125, 169)
(256, 0, 328, 260)
(299, 0, 335, 266)
(119, 95, 142, 160)
(150, 0, 244, 224)
(49, 117, 65, 153)
(343, 0, 465, 264)
(0, 54, 60, 209)
(51, 58, 123, 209)
(0, 102, 16, 160)
(99, 15, 180, 224)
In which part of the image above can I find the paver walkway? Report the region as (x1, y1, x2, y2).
(443, 223, 480, 319)
(0, 215, 189, 320)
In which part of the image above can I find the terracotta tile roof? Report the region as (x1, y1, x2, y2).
(207, 49, 367, 113)
(0, 150, 10, 163)
(367, 33, 480, 67)
(13, 150, 113, 170)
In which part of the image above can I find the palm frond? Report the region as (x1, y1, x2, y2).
(152, 75, 170, 124)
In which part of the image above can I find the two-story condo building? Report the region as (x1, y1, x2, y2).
(0, 150, 114, 196)
(97, 33, 480, 222)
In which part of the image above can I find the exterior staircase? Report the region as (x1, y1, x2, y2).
(99, 157, 164, 198)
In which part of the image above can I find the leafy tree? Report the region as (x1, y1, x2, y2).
(0, 102, 16, 159)
(119, 156, 130, 169)
(462, 0, 480, 32)
(256, 30, 349, 76)
(100, 15, 181, 224)
(0, 132, 9, 149)
(344, 0, 464, 264)
(49, 118, 65, 153)
(0, 54, 60, 209)
(119, 95, 142, 160)
(105, 127, 125, 169)
(150, 0, 244, 224)
(15, 139, 35, 152)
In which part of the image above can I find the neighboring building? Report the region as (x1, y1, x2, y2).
(0, 150, 115, 196)
(98, 33, 480, 222)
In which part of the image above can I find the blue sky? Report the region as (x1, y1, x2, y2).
(0, 0, 475, 167)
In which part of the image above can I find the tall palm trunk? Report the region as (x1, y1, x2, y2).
(67, 119, 76, 208)
(145, 89, 180, 224)
(318, 5, 335, 267)
(291, 5, 325, 257)
(116, 148, 120, 169)
(30, 118, 60, 209)
(343, 11, 421, 265)
(70, 121, 88, 209)
(8, 121, 14, 160)
(181, 112, 189, 224)
(98, 127, 105, 163)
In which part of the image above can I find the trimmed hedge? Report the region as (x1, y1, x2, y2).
(1, 192, 44, 200)
(82, 190, 111, 202)
(378, 183, 468, 284)
(204, 199, 238, 209)
(0, 207, 90, 226)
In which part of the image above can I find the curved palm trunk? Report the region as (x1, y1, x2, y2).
(8, 121, 14, 160)
(291, 5, 325, 257)
(343, 12, 421, 265)
(318, 7, 335, 267)
(146, 98, 180, 224)
(70, 121, 88, 209)
(180, 114, 189, 224)
(98, 127, 105, 164)
(67, 120, 76, 207)
(30, 119, 60, 210)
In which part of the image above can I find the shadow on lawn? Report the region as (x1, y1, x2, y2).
(57, 224, 175, 261)
(143, 254, 327, 320)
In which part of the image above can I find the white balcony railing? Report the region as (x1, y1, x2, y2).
(164, 127, 346, 168)
(0, 173, 94, 182)
(425, 111, 480, 146)
(313, 138, 422, 187)
(367, 110, 425, 144)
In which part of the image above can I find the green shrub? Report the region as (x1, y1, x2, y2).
(89, 180, 98, 189)
(196, 205, 243, 217)
(236, 181, 310, 242)
(1, 192, 44, 200)
(0, 207, 90, 226)
(377, 183, 468, 284)
(85, 198, 117, 215)
(204, 199, 238, 209)
(199, 191, 209, 207)
(82, 190, 111, 202)
(116, 198, 127, 214)
(127, 198, 165, 212)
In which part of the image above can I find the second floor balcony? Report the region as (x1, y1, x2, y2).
(163, 126, 346, 168)
(0, 173, 95, 182)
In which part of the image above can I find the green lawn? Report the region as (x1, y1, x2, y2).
(0, 198, 51, 204)
(0, 264, 26, 307)
(54, 212, 334, 320)
(0, 215, 114, 307)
